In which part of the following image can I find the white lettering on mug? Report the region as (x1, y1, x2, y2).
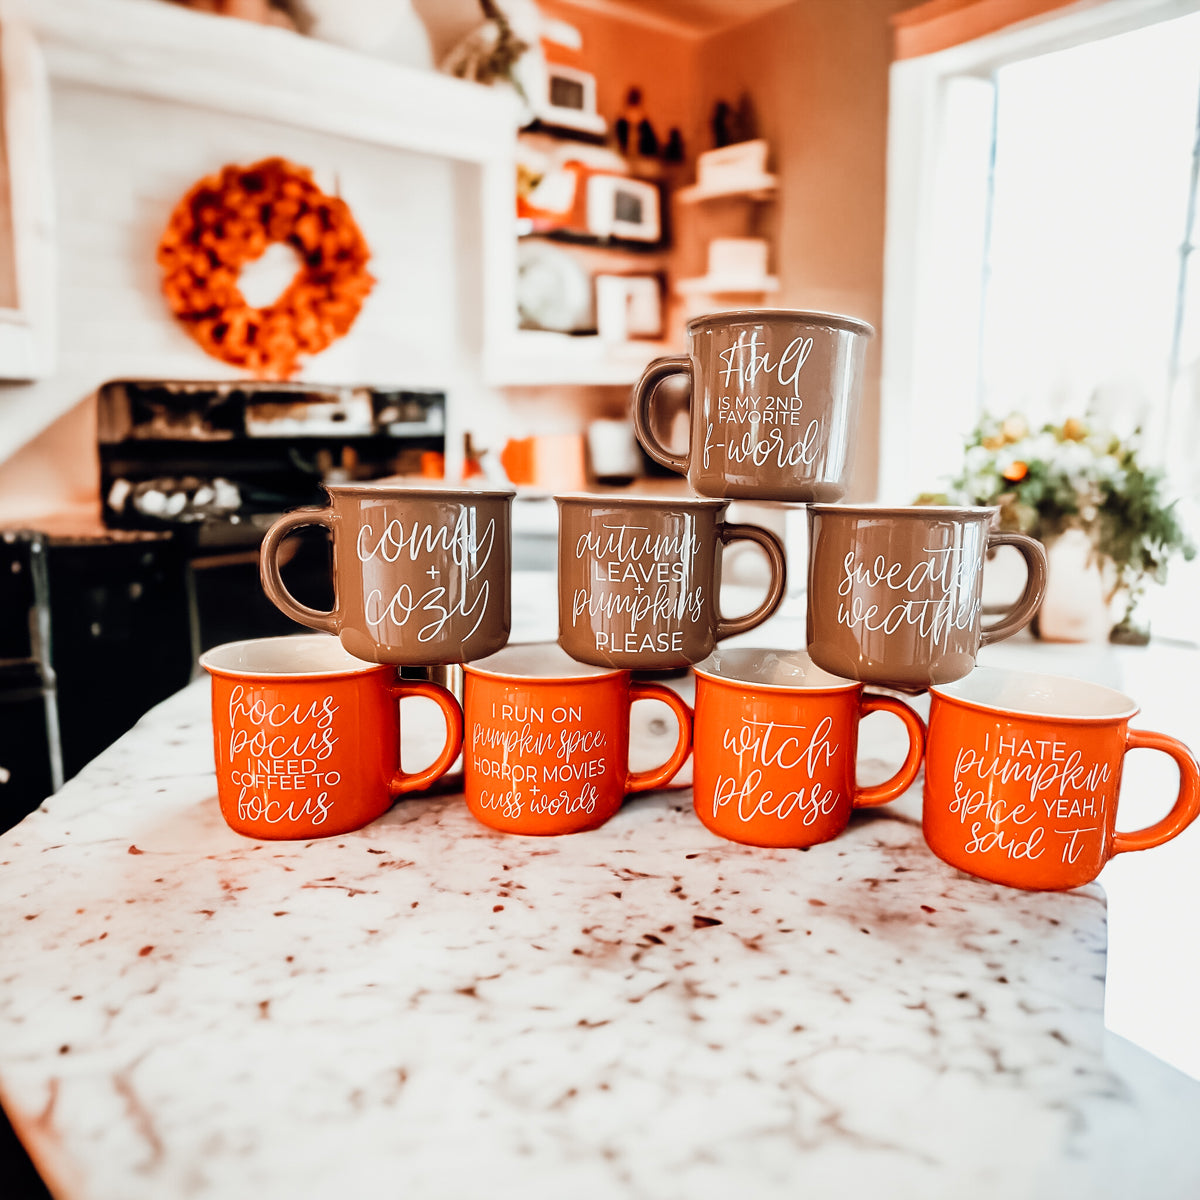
(226, 687, 341, 824)
(573, 522, 705, 647)
(711, 717, 842, 825)
(835, 546, 981, 650)
(704, 331, 823, 473)
(356, 511, 495, 576)
(947, 734, 1110, 862)
(717, 332, 813, 392)
(364, 579, 490, 645)
(356, 513, 497, 644)
(470, 703, 611, 823)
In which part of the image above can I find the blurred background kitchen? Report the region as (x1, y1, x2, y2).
(0, 0, 1197, 833)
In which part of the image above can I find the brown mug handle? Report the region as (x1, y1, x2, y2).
(386, 680, 465, 797)
(1111, 729, 1200, 854)
(715, 523, 788, 640)
(632, 355, 692, 475)
(980, 530, 1048, 646)
(259, 507, 338, 634)
(625, 682, 694, 793)
(853, 694, 927, 808)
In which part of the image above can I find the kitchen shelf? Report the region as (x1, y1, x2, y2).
(485, 331, 674, 387)
(675, 174, 779, 203)
(520, 118, 608, 146)
(516, 225, 667, 254)
(675, 274, 780, 295)
(32, 0, 519, 165)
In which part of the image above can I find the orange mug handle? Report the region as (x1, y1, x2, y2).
(632, 355, 692, 475)
(1111, 728, 1200, 854)
(259, 506, 338, 634)
(625, 682, 694, 793)
(387, 679, 465, 797)
(980, 530, 1048, 646)
(715, 523, 788, 641)
(853, 694, 927, 808)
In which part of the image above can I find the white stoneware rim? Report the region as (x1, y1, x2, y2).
(693, 647, 858, 692)
(200, 635, 384, 678)
(808, 503, 999, 519)
(465, 642, 623, 681)
(930, 666, 1138, 721)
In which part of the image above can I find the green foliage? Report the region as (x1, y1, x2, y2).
(927, 414, 1195, 623)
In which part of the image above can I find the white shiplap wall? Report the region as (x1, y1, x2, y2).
(0, 0, 529, 517)
(0, 81, 470, 479)
(51, 83, 465, 387)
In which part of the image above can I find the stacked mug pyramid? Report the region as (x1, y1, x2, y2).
(190, 308, 1198, 892)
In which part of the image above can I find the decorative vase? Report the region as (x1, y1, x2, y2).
(1032, 529, 1114, 643)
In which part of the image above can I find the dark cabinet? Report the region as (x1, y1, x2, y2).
(46, 535, 193, 781)
(0, 531, 193, 832)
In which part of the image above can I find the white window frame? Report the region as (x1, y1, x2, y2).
(879, 0, 1200, 503)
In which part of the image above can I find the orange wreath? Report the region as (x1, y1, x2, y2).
(157, 158, 374, 379)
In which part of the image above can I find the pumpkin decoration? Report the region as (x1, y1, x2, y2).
(157, 157, 374, 379)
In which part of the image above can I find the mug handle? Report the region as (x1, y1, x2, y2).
(387, 679, 465, 797)
(631, 355, 692, 475)
(979, 530, 1048, 646)
(715, 523, 788, 640)
(1111, 729, 1200, 854)
(853, 694, 927, 808)
(259, 507, 338, 634)
(625, 682, 694, 793)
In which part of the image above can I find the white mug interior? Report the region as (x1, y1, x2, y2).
(693, 647, 857, 691)
(931, 666, 1138, 721)
(466, 641, 622, 681)
(199, 634, 385, 678)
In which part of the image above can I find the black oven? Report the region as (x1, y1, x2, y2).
(98, 379, 447, 653)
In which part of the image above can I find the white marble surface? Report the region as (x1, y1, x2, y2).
(3, 579, 1200, 1199)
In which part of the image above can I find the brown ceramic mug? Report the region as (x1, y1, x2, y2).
(632, 308, 874, 502)
(260, 482, 514, 666)
(806, 504, 1048, 692)
(556, 493, 787, 670)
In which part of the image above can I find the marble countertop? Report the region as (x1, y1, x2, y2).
(2, 589, 1200, 1199)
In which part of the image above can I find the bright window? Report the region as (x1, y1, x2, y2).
(882, 3, 1200, 641)
(981, 14, 1200, 453)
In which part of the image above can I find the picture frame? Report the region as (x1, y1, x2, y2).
(595, 274, 663, 341)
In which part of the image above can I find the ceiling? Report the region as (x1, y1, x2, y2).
(561, 0, 799, 36)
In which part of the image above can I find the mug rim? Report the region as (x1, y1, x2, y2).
(685, 308, 875, 339)
(322, 480, 516, 499)
(554, 491, 729, 510)
(465, 641, 626, 682)
(200, 634, 391, 680)
(808, 503, 1000, 519)
(693, 646, 859, 693)
(930, 666, 1139, 722)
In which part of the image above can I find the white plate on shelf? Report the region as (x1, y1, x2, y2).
(516, 240, 594, 333)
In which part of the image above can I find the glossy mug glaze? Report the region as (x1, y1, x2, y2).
(200, 635, 464, 840)
(461, 643, 693, 836)
(556, 493, 787, 670)
(632, 308, 874, 502)
(259, 482, 514, 666)
(692, 647, 926, 848)
(806, 504, 1048, 692)
(924, 667, 1200, 890)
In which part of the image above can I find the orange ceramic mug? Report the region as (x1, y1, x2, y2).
(201, 635, 463, 840)
(924, 667, 1200, 890)
(692, 647, 926, 848)
(461, 643, 693, 835)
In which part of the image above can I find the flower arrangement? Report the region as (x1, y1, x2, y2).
(917, 414, 1195, 639)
